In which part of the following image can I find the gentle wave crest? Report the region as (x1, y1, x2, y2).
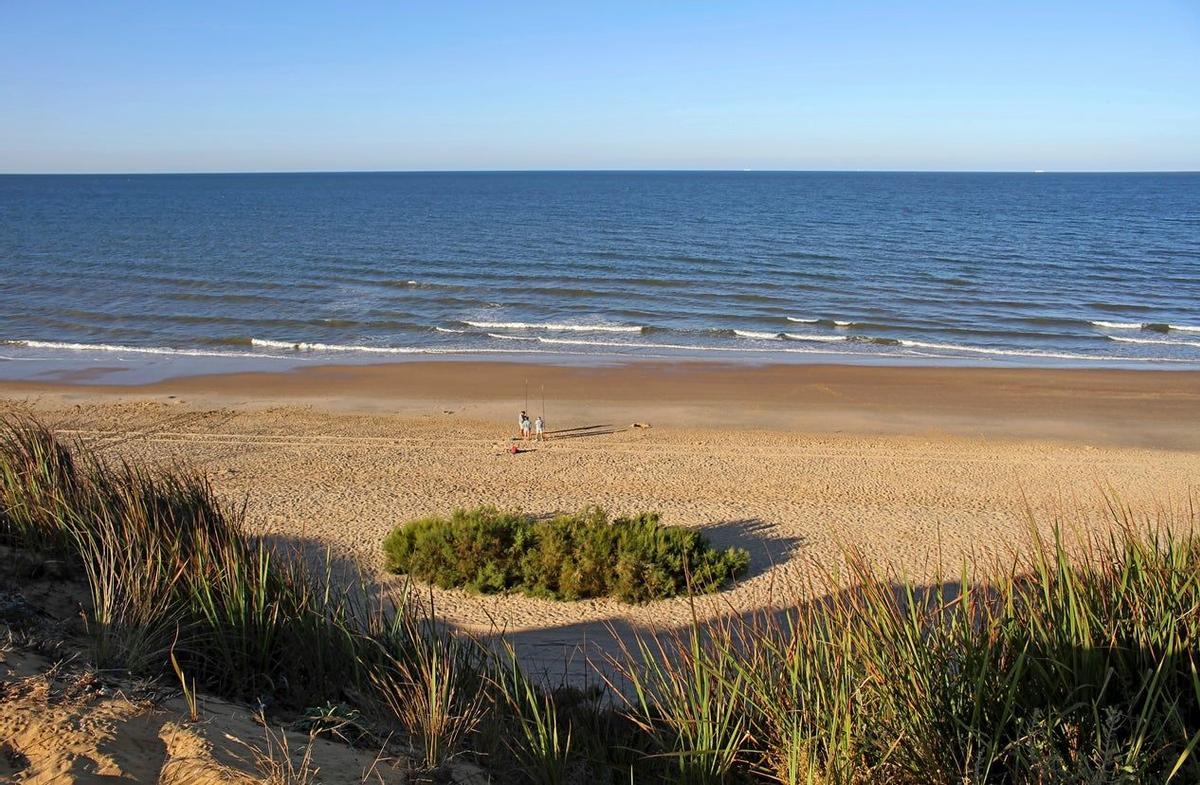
(1091, 321, 1200, 333)
(733, 330, 783, 340)
(248, 338, 576, 356)
(897, 339, 1158, 362)
(1090, 320, 1143, 329)
(786, 317, 857, 328)
(464, 321, 643, 333)
(5, 334, 1192, 366)
(784, 333, 846, 343)
(3, 339, 282, 359)
(783, 333, 900, 346)
(251, 338, 424, 353)
(1109, 336, 1200, 348)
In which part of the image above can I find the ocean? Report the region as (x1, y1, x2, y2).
(2, 171, 1198, 380)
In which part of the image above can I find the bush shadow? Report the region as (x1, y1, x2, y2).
(699, 517, 805, 580)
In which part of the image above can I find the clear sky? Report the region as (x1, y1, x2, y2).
(2, 1, 1197, 173)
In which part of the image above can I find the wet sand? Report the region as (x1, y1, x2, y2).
(2, 361, 1198, 676)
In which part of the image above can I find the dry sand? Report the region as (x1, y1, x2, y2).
(2, 360, 1198, 677)
(0, 643, 415, 784)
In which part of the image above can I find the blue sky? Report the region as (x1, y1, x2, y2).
(2, 1, 1197, 172)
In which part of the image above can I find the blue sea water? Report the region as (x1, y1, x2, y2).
(1, 171, 1199, 379)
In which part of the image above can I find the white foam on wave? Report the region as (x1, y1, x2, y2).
(784, 333, 846, 343)
(6, 339, 284, 359)
(1090, 320, 1143, 329)
(733, 330, 782, 340)
(1091, 320, 1200, 333)
(250, 337, 582, 356)
(10, 333, 1191, 368)
(252, 338, 425, 354)
(1109, 336, 1200, 348)
(434, 326, 466, 333)
(484, 333, 1195, 363)
(896, 339, 1181, 362)
(465, 320, 643, 333)
(785, 317, 853, 326)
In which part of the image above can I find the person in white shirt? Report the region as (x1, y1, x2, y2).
(519, 411, 531, 440)
(534, 415, 545, 441)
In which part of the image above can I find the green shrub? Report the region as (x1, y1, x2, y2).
(383, 506, 750, 603)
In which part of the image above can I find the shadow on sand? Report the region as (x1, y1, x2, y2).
(255, 522, 972, 699)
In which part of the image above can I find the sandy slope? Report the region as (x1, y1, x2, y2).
(0, 647, 405, 785)
(0, 571, 419, 785)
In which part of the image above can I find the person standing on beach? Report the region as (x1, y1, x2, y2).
(520, 411, 531, 440)
(535, 415, 545, 441)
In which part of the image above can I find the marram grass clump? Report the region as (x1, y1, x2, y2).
(383, 506, 750, 603)
(608, 514, 1200, 785)
(0, 416, 417, 710)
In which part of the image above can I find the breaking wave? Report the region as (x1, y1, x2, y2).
(464, 321, 644, 333)
(2, 339, 283, 359)
(1091, 321, 1200, 333)
(1109, 336, 1200, 349)
(733, 329, 783, 339)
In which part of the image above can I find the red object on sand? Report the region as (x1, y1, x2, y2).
(510, 443, 519, 455)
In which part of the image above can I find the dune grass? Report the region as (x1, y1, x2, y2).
(382, 506, 751, 603)
(2, 416, 1199, 783)
(609, 518, 1200, 784)
(0, 416, 387, 704)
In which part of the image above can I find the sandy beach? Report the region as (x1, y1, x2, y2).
(3, 360, 1198, 675)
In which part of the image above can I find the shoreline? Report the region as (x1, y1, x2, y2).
(3, 359, 1199, 450)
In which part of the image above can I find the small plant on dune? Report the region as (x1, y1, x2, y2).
(492, 642, 577, 785)
(609, 610, 751, 785)
(235, 716, 322, 785)
(170, 641, 200, 723)
(292, 701, 375, 748)
(369, 616, 487, 772)
(382, 506, 750, 603)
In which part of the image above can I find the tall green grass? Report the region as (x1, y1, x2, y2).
(609, 514, 1200, 783)
(0, 416, 373, 703)
(0, 417, 577, 775)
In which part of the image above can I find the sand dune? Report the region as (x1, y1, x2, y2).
(2, 361, 1198, 677)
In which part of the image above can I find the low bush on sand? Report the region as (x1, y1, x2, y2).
(382, 506, 751, 602)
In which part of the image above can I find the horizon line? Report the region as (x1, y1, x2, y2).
(2, 167, 1198, 177)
